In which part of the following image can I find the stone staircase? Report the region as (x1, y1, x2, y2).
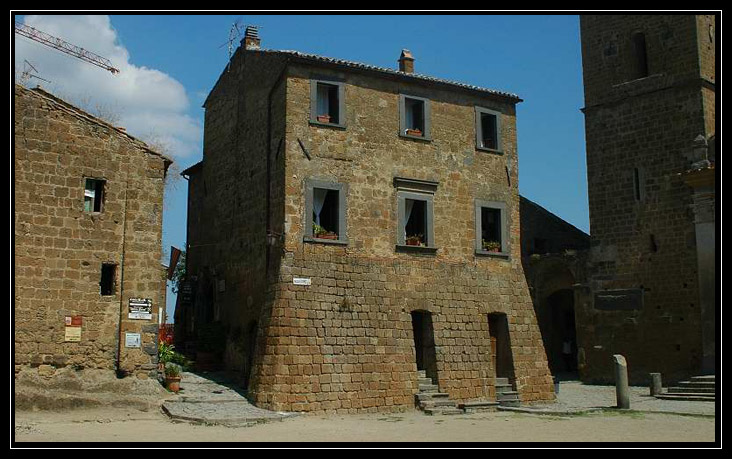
(415, 370, 463, 415)
(495, 377, 520, 407)
(655, 375, 716, 402)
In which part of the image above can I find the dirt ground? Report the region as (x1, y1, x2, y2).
(14, 406, 716, 444)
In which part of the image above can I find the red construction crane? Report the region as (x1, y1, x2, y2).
(14, 21, 120, 75)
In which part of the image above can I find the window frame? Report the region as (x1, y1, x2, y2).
(84, 177, 106, 213)
(304, 179, 348, 245)
(475, 199, 510, 258)
(309, 78, 346, 129)
(399, 94, 432, 141)
(394, 177, 438, 253)
(475, 106, 502, 154)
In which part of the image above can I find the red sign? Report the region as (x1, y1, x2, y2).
(65, 316, 83, 326)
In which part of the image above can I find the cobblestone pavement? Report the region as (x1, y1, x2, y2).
(513, 380, 715, 416)
(161, 372, 296, 426)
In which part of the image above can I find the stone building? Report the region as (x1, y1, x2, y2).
(182, 28, 555, 413)
(578, 15, 716, 384)
(14, 85, 172, 379)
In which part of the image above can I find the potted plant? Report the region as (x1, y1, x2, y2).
(313, 223, 338, 240)
(406, 234, 424, 246)
(316, 114, 331, 124)
(406, 128, 422, 137)
(164, 362, 182, 392)
(482, 239, 502, 252)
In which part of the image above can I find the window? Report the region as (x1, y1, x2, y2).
(632, 167, 645, 202)
(395, 177, 437, 251)
(399, 94, 431, 140)
(84, 178, 105, 213)
(100, 263, 116, 296)
(475, 107, 501, 152)
(310, 79, 345, 128)
(630, 32, 649, 80)
(304, 180, 347, 244)
(475, 200, 509, 256)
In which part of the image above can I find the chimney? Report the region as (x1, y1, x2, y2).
(398, 49, 414, 73)
(242, 25, 261, 50)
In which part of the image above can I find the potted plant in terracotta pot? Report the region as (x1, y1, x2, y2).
(316, 114, 331, 124)
(405, 128, 422, 137)
(406, 234, 424, 246)
(482, 239, 502, 253)
(313, 223, 338, 240)
(164, 362, 182, 393)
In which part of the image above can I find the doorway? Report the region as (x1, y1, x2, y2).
(411, 310, 438, 382)
(488, 313, 516, 382)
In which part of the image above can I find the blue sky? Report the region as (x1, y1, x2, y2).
(15, 14, 589, 321)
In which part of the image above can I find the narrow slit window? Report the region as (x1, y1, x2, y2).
(631, 32, 649, 80)
(315, 82, 340, 125)
(100, 263, 116, 296)
(312, 188, 340, 239)
(404, 199, 428, 246)
(84, 178, 105, 213)
(633, 168, 641, 201)
(480, 112, 498, 150)
(481, 207, 502, 252)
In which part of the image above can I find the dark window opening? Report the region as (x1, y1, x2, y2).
(312, 188, 339, 239)
(480, 112, 498, 150)
(631, 32, 649, 80)
(404, 199, 427, 246)
(84, 178, 105, 213)
(633, 167, 642, 201)
(316, 83, 340, 124)
(404, 97, 425, 136)
(100, 263, 116, 296)
(481, 207, 502, 252)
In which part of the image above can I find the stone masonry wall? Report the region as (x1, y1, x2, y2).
(14, 85, 168, 379)
(245, 61, 554, 413)
(579, 15, 713, 384)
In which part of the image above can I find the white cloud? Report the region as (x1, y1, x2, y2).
(14, 15, 201, 159)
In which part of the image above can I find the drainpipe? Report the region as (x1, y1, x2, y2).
(115, 176, 130, 377)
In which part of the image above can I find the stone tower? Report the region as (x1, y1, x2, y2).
(578, 15, 716, 383)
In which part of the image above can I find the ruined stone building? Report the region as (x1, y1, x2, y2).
(14, 85, 172, 380)
(578, 15, 716, 384)
(181, 29, 555, 413)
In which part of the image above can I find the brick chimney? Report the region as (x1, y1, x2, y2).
(398, 49, 414, 73)
(242, 25, 261, 50)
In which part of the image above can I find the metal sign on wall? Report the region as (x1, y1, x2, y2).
(128, 298, 153, 320)
(125, 332, 141, 348)
(64, 315, 83, 342)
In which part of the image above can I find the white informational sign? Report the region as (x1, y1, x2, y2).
(125, 333, 141, 348)
(128, 298, 153, 320)
(293, 277, 312, 286)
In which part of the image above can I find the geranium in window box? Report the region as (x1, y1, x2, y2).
(406, 234, 425, 246)
(482, 240, 502, 252)
(316, 115, 331, 123)
(313, 223, 338, 240)
(406, 128, 422, 137)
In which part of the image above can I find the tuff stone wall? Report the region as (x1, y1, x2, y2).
(579, 15, 715, 384)
(14, 85, 169, 379)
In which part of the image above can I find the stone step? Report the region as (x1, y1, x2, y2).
(495, 384, 514, 392)
(495, 377, 510, 386)
(418, 378, 433, 385)
(417, 370, 427, 378)
(678, 380, 716, 388)
(497, 399, 521, 407)
(418, 384, 439, 392)
(690, 375, 715, 382)
(419, 399, 459, 409)
(459, 401, 499, 413)
(667, 386, 716, 394)
(416, 392, 450, 401)
(497, 392, 520, 402)
(655, 394, 715, 402)
(423, 407, 464, 416)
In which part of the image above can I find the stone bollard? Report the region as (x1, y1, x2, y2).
(613, 354, 630, 409)
(649, 373, 663, 396)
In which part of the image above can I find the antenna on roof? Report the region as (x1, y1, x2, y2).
(218, 19, 245, 62)
(20, 60, 51, 87)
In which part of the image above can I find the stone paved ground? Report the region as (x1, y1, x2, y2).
(514, 380, 715, 416)
(161, 372, 297, 426)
